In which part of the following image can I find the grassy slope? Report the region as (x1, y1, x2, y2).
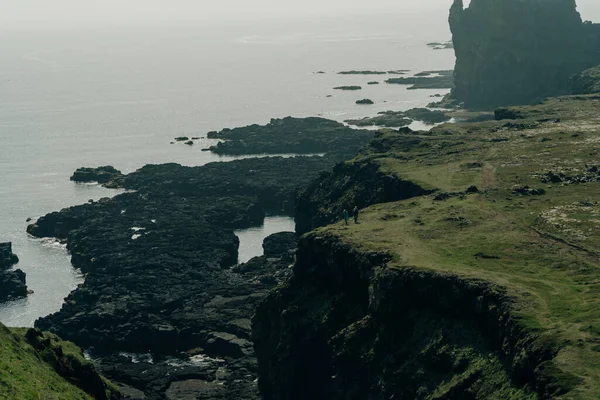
(319, 95, 600, 399)
(0, 324, 99, 400)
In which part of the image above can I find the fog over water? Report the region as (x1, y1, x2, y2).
(3, 0, 598, 30)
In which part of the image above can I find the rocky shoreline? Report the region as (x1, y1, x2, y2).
(26, 117, 375, 399)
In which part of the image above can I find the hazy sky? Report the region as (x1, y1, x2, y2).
(1, 0, 599, 30)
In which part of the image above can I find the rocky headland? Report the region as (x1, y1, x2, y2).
(253, 93, 600, 399)
(0, 242, 28, 302)
(449, 0, 600, 108)
(207, 117, 372, 160)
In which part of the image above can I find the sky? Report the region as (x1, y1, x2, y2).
(0, 0, 599, 30)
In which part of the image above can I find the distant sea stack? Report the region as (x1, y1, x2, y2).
(449, 0, 600, 108)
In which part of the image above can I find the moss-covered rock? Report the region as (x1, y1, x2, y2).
(0, 324, 119, 399)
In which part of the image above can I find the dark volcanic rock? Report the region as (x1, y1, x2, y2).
(355, 99, 374, 105)
(29, 150, 350, 399)
(449, 0, 600, 108)
(0, 242, 27, 302)
(207, 117, 373, 160)
(385, 72, 454, 90)
(262, 232, 297, 260)
(71, 166, 124, 188)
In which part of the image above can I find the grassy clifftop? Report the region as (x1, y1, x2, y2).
(316, 95, 600, 398)
(0, 323, 118, 399)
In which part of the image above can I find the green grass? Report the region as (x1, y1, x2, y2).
(317, 95, 600, 399)
(0, 324, 106, 399)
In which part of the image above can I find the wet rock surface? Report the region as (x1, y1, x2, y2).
(0, 242, 27, 302)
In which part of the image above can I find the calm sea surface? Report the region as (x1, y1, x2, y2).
(0, 12, 455, 326)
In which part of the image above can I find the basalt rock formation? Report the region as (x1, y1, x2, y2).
(28, 117, 367, 399)
(0, 242, 27, 302)
(449, 0, 600, 108)
(207, 117, 373, 160)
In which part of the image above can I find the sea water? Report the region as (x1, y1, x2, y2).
(0, 12, 455, 326)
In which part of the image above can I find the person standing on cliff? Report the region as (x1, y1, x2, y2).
(344, 209, 349, 225)
(353, 206, 359, 224)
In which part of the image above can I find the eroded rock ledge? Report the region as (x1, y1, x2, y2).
(252, 233, 562, 399)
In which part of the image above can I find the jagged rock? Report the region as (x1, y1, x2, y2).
(345, 108, 450, 128)
(207, 117, 373, 160)
(0, 242, 19, 269)
(71, 166, 124, 188)
(30, 148, 351, 399)
(449, 0, 600, 107)
(0, 242, 27, 302)
(204, 332, 253, 359)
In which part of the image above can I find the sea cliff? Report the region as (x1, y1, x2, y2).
(449, 0, 600, 107)
(253, 94, 600, 399)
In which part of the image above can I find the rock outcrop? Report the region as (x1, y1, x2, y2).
(570, 65, 600, 94)
(295, 133, 434, 234)
(450, 0, 600, 108)
(0, 242, 27, 302)
(207, 117, 373, 160)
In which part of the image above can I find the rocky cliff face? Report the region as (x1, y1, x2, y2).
(450, 0, 600, 108)
(252, 234, 557, 399)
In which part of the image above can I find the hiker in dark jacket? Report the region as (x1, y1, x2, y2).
(353, 206, 359, 223)
(344, 209, 349, 225)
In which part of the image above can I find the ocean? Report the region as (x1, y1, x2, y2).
(0, 12, 455, 327)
